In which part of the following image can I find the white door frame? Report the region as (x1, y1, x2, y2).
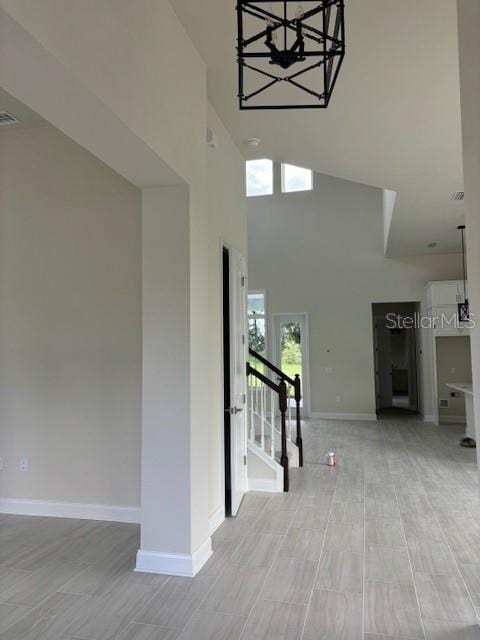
(406, 327, 419, 411)
(220, 241, 247, 517)
(373, 315, 393, 411)
(271, 312, 311, 418)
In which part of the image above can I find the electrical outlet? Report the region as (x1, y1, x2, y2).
(19, 457, 28, 472)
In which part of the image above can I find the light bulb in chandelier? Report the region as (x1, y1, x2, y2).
(265, 5, 278, 43)
(295, 4, 305, 20)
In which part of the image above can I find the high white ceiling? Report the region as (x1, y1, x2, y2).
(171, 0, 465, 256)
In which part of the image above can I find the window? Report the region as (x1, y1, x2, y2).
(246, 159, 273, 197)
(248, 291, 266, 357)
(281, 163, 313, 193)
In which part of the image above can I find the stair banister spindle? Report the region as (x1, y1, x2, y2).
(294, 374, 303, 467)
(270, 388, 275, 458)
(260, 383, 266, 450)
(279, 379, 289, 492)
(249, 374, 255, 441)
(287, 384, 293, 442)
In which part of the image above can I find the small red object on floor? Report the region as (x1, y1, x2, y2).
(326, 452, 336, 466)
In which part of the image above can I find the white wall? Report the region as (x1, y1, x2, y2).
(457, 1, 480, 461)
(0, 2, 249, 570)
(0, 125, 141, 506)
(0, 109, 246, 512)
(207, 105, 247, 519)
(248, 168, 462, 417)
(0, 2, 249, 564)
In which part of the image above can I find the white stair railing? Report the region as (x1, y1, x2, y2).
(248, 349, 304, 468)
(248, 376, 296, 450)
(246, 362, 290, 491)
(247, 372, 278, 457)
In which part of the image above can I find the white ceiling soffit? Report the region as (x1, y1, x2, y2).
(0, 10, 182, 189)
(171, 0, 464, 256)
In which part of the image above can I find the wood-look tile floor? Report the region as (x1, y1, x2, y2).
(1, 417, 480, 639)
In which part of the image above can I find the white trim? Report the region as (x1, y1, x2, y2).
(310, 412, 378, 421)
(247, 440, 284, 493)
(0, 498, 140, 523)
(247, 477, 282, 492)
(271, 312, 311, 418)
(439, 415, 467, 425)
(135, 537, 212, 577)
(208, 505, 225, 535)
(423, 414, 436, 424)
(219, 239, 228, 525)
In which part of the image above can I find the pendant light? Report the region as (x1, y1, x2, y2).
(457, 224, 469, 322)
(236, 1, 346, 110)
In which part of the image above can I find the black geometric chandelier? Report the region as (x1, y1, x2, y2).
(236, 1, 345, 110)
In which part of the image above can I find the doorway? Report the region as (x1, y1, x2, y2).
(222, 246, 247, 517)
(372, 302, 420, 415)
(272, 313, 310, 416)
(435, 335, 472, 426)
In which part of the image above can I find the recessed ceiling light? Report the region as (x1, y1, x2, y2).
(244, 138, 261, 148)
(427, 242, 439, 248)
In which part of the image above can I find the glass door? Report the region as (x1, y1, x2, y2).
(273, 313, 309, 416)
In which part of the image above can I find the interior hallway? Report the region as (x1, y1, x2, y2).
(0, 417, 479, 640)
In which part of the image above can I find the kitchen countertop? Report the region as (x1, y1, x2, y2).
(446, 382, 473, 396)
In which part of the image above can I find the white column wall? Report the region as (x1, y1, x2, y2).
(457, 1, 480, 458)
(137, 186, 210, 576)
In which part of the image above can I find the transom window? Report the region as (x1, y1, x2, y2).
(246, 159, 273, 197)
(281, 163, 313, 193)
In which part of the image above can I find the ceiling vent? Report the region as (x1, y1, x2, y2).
(450, 191, 465, 201)
(0, 111, 18, 126)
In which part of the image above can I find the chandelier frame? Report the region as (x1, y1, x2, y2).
(236, 0, 345, 110)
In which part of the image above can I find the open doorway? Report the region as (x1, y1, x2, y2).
(435, 335, 472, 426)
(372, 302, 420, 416)
(222, 245, 247, 517)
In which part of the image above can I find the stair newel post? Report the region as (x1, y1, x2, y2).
(279, 379, 289, 492)
(294, 374, 303, 467)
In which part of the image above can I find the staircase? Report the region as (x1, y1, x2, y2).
(246, 349, 303, 492)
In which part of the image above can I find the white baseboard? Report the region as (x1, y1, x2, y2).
(423, 414, 436, 423)
(2, 497, 226, 546)
(310, 412, 378, 422)
(135, 537, 212, 577)
(0, 498, 140, 524)
(208, 505, 225, 535)
(439, 415, 467, 425)
(248, 477, 283, 493)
